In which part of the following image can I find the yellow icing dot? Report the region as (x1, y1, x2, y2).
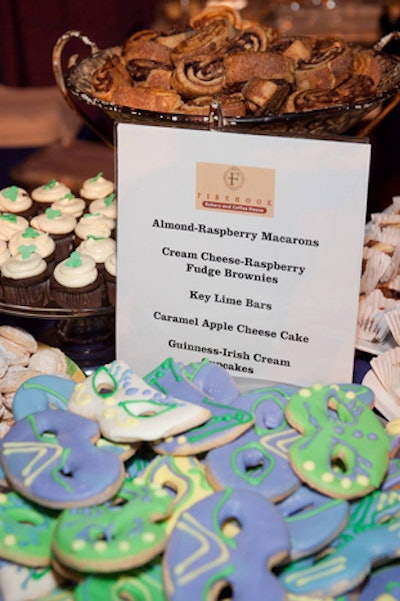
(94, 541, 107, 552)
(386, 418, 400, 436)
(356, 475, 370, 487)
(154, 488, 169, 497)
(177, 436, 187, 445)
(72, 539, 86, 551)
(135, 477, 145, 486)
(321, 472, 335, 483)
(103, 408, 115, 418)
(3, 534, 17, 547)
(303, 460, 315, 471)
(104, 397, 116, 406)
(142, 532, 156, 543)
(345, 391, 356, 400)
(312, 384, 323, 391)
(118, 540, 130, 552)
(0, 494, 7, 505)
(299, 388, 312, 398)
(341, 477, 352, 489)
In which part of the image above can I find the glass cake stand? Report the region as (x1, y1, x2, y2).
(0, 302, 115, 374)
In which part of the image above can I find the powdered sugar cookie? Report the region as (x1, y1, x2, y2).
(0, 336, 31, 367)
(0, 366, 42, 394)
(0, 325, 38, 355)
(68, 360, 212, 443)
(28, 347, 68, 375)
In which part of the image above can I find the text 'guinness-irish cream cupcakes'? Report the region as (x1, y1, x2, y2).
(50, 250, 104, 309)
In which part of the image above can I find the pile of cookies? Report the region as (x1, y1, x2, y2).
(0, 349, 398, 600)
(90, 4, 389, 117)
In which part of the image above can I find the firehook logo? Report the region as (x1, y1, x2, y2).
(223, 166, 244, 191)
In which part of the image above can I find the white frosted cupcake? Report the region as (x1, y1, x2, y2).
(0, 241, 10, 279)
(0, 214, 29, 242)
(104, 251, 116, 306)
(8, 226, 56, 267)
(79, 173, 114, 202)
(31, 208, 76, 262)
(0, 185, 34, 218)
(88, 192, 117, 220)
(51, 250, 104, 309)
(51, 194, 86, 219)
(77, 236, 116, 272)
(75, 213, 116, 244)
(31, 179, 72, 213)
(1, 247, 50, 307)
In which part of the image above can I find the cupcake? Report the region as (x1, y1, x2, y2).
(0, 240, 10, 267)
(0, 185, 34, 218)
(88, 192, 117, 220)
(74, 213, 116, 245)
(8, 227, 56, 268)
(1, 246, 50, 307)
(104, 251, 116, 306)
(79, 172, 114, 203)
(51, 193, 86, 219)
(0, 213, 29, 242)
(31, 179, 72, 213)
(76, 236, 116, 273)
(51, 250, 104, 309)
(30, 208, 76, 262)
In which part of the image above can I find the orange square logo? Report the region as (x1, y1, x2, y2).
(196, 162, 275, 217)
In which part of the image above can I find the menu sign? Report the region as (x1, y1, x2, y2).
(116, 123, 370, 387)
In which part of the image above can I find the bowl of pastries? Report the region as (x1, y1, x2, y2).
(53, 5, 400, 137)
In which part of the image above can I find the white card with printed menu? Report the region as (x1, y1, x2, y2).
(116, 123, 370, 387)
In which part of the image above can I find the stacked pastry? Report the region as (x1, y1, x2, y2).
(90, 5, 386, 117)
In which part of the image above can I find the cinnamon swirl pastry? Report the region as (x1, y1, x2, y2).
(189, 5, 243, 29)
(171, 57, 225, 98)
(170, 20, 235, 65)
(177, 92, 246, 117)
(284, 88, 344, 113)
(224, 51, 295, 85)
(226, 23, 276, 54)
(294, 37, 353, 90)
(121, 39, 172, 82)
(336, 74, 375, 101)
(242, 77, 291, 115)
(91, 53, 131, 102)
(352, 48, 382, 88)
(112, 86, 183, 113)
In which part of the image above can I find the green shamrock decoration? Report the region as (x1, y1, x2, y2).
(65, 251, 82, 268)
(2, 186, 18, 201)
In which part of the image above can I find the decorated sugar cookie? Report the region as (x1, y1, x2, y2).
(280, 489, 400, 597)
(74, 559, 166, 601)
(163, 488, 290, 601)
(0, 561, 66, 601)
(286, 384, 390, 499)
(12, 374, 75, 420)
(0, 490, 58, 567)
(205, 385, 300, 502)
(145, 358, 253, 455)
(68, 360, 211, 443)
(142, 454, 214, 532)
(277, 485, 349, 560)
(358, 563, 400, 600)
(0, 409, 125, 508)
(52, 478, 172, 573)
